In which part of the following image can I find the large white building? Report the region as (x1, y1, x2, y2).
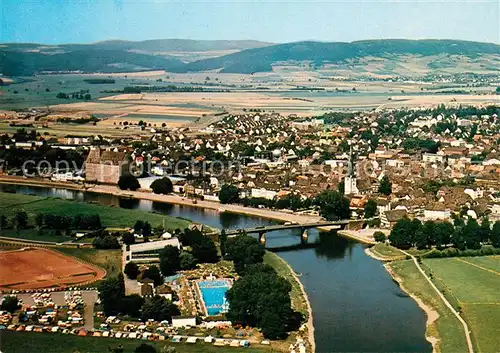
(126, 238, 180, 263)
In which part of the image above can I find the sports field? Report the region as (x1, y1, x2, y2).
(0, 248, 106, 290)
(422, 256, 500, 353)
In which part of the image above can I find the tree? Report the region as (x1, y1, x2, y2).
(219, 184, 240, 204)
(1, 296, 20, 313)
(373, 231, 386, 243)
(219, 229, 228, 257)
(225, 235, 265, 275)
(337, 180, 345, 195)
(98, 275, 125, 315)
(461, 218, 481, 249)
(491, 221, 500, 248)
(378, 175, 392, 195)
(179, 251, 197, 270)
(479, 218, 491, 243)
(142, 265, 163, 287)
(13, 211, 28, 230)
(35, 213, 44, 229)
(121, 294, 144, 318)
(314, 190, 350, 221)
(135, 343, 156, 353)
(191, 236, 219, 263)
(434, 221, 454, 248)
(226, 264, 297, 340)
(118, 175, 141, 191)
(124, 262, 140, 280)
(141, 296, 180, 322)
(389, 218, 415, 249)
(133, 220, 144, 234)
(93, 234, 120, 249)
(122, 232, 136, 245)
(159, 245, 180, 276)
(364, 199, 377, 218)
(151, 177, 173, 194)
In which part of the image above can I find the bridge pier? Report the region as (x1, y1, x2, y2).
(301, 228, 308, 244)
(259, 232, 266, 245)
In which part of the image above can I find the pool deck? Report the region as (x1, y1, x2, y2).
(194, 278, 232, 317)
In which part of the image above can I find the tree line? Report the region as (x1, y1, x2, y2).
(388, 217, 500, 251)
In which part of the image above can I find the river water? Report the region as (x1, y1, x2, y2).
(1, 184, 431, 352)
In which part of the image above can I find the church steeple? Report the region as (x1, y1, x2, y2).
(344, 145, 359, 195)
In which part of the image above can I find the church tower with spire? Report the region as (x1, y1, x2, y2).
(344, 146, 359, 195)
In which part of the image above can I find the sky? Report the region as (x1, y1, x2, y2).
(1, 0, 499, 44)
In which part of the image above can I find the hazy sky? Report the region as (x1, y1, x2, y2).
(1, 0, 499, 44)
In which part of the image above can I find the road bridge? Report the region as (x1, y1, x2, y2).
(225, 219, 374, 244)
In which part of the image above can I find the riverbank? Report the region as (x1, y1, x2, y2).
(0, 177, 318, 352)
(365, 245, 472, 353)
(0, 176, 322, 224)
(264, 251, 315, 353)
(384, 262, 440, 352)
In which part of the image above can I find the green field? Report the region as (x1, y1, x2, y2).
(369, 243, 406, 260)
(389, 256, 500, 353)
(0, 331, 275, 353)
(388, 260, 469, 353)
(0, 192, 190, 242)
(56, 248, 122, 279)
(422, 257, 500, 353)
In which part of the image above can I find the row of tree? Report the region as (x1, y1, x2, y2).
(35, 213, 102, 230)
(388, 217, 500, 250)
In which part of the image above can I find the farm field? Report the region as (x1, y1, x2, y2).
(0, 331, 275, 353)
(0, 248, 106, 290)
(389, 256, 500, 353)
(421, 257, 500, 353)
(0, 192, 191, 235)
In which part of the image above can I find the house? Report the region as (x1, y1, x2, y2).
(140, 280, 154, 297)
(172, 316, 197, 328)
(156, 284, 175, 301)
(85, 148, 129, 184)
(424, 204, 451, 221)
(381, 209, 407, 228)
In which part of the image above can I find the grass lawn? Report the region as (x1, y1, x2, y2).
(0, 331, 276, 353)
(422, 256, 500, 353)
(0, 192, 190, 236)
(388, 260, 469, 353)
(264, 251, 308, 318)
(57, 248, 122, 280)
(422, 258, 499, 303)
(370, 243, 406, 260)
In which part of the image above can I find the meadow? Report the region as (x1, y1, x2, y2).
(0, 192, 190, 241)
(422, 257, 500, 353)
(389, 256, 500, 353)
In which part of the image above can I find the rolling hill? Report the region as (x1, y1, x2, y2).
(0, 39, 498, 76)
(174, 39, 500, 74)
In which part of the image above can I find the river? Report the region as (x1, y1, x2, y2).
(1, 184, 431, 353)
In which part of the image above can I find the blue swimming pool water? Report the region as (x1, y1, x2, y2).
(198, 279, 231, 316)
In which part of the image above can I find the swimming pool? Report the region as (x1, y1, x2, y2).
(197, 279, 231, 316)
